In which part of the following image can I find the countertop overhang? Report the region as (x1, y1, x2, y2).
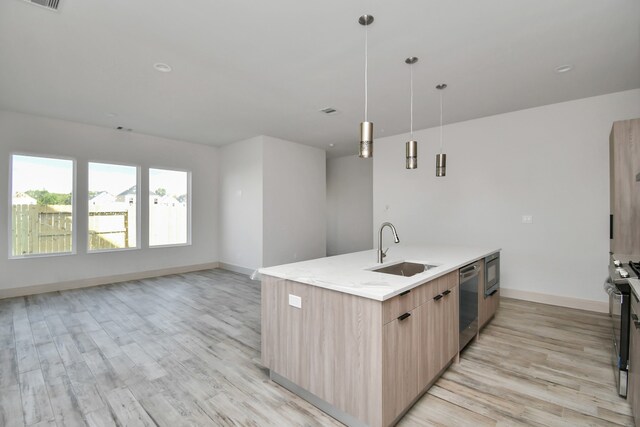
(258, 245, 501, 301)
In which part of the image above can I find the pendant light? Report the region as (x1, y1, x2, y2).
(435, 83, 447, 177)
(358, 14, 374, 158)
(405, 57, 418, 169)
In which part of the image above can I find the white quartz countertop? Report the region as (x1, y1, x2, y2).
(258, 245, 501, 301)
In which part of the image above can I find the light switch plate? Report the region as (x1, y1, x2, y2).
(288, 294, 302, 309)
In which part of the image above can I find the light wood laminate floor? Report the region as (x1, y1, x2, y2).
(0, 269, 632, 426)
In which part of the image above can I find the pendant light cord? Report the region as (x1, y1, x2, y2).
(410, 64, 414, 139)
(439, 89, 443, 155)
(364, 25, 368, 122)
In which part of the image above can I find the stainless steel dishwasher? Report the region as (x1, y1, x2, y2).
(459, 261, 480, 350)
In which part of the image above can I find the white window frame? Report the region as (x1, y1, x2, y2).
(87, 161, 141, 254)
(148, 167, 192, 248)
(8, 152, 77, 259)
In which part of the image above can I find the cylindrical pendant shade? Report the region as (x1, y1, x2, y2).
(436, 153, 446, 177)
(406, 140, 417, 169)
(359, 121, 373, 158)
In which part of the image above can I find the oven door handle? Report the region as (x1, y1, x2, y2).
(632, 313, 640, 329)
(604, 280, 624, 304)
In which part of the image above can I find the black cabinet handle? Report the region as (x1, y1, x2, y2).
(442, 290, 451, 296)
(489, 289, 498, 296)
(434, 294, 443, 301)
(399, 290, 411, 296)
(398, 312, 411, 321)
(610, 214, 614, 240)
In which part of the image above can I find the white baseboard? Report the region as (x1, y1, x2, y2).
(2, 267, 608, 314)
(218, 262, 256, 277)
(0, 262, 220, 300)
(500, 288, 608, 313)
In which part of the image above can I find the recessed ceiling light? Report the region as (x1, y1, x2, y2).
(329, 143, 335, 147)
(154, 63, 172, 73)
(555, 64, 573, 73)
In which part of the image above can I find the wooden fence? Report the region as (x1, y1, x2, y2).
(88, 209, 131, 250)
(11, 204, 129, 256)
(12, 205, 73, 256)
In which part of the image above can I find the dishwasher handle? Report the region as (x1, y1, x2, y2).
(460, 264, 479, 280)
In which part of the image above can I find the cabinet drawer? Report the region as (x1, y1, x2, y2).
(415, 271, 458, 307)
(382, 288, 419, 324)
(382, 271, 459, 325)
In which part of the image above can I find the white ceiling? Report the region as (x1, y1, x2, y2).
(1, 0, 638, 158)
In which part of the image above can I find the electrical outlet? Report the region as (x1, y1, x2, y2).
(288, 294, 302, 309)
(522, 215, 533, 224)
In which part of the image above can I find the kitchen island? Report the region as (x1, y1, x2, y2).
(260, 245, 500, 427)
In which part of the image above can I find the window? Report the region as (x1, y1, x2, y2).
(149, 168, 190, 246)
(10, 154, 74, 257)
(88, 162, 138, 251)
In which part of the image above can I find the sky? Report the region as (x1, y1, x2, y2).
(12, 156, 188, 196)
(89, 162, 137, 195)
(149, 168, 188, 196)
(12, 155, 73, 193)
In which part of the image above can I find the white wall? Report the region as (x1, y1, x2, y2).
(374, 89, 640, 303)
(219, 137, 263, 272)
(0, 110, 219, 291)
(326, 155, 373, 256)
(263, 136, 326, 267)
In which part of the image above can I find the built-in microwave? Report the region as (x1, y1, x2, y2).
(485, 252, 500, 297)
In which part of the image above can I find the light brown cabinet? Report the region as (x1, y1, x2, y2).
(382, 273, 459, 426)
(429, 282, 459, 374)
(478, 258, 500, 329)
(479, 289, 500, 328)
(629, 292, 640, 427)
(262, 270, 460, 427)
(382, 303, 423, 422)
(610, 118, 640, 255)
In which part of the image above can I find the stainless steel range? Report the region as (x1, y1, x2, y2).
(606, 254, 640, 397)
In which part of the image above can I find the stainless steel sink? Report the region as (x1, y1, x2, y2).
(372, 262, 439, 277)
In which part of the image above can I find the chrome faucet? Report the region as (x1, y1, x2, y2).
(378, 222, 400, 263)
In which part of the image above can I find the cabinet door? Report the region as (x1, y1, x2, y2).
(480, 289, 500, 329)
(477, 260, 489, 328)
(430, 283, 459, 374)
(382, 305, 422, 425)
(610, 119, 640, 254)
(631, 308, 640, 427)
(442, 284, 459, 362)
(418, 300, 438, 387)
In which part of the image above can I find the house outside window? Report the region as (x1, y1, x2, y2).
(10, 154, 75, 257)
(149, 168, 190, 247)
(88, 162, 139, 251)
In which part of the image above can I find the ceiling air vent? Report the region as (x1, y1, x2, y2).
(20, 0, 61, 11)
(319, 107, 339, 116)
